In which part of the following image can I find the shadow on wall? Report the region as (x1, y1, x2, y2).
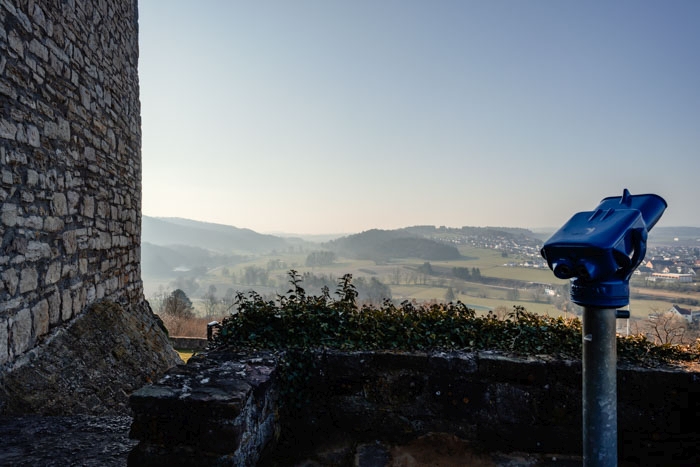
(129, 349, 700, 466)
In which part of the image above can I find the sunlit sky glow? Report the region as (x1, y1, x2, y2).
(139, 1, 699, 235)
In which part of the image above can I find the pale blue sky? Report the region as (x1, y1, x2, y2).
(139, 1, 699, 234)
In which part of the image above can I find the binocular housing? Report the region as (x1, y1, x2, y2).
(541, 189, 666, 307)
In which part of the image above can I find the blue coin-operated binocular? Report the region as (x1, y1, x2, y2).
(541, 189, 666, 308)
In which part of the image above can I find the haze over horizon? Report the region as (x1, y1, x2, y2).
(139, 1, 699, 235)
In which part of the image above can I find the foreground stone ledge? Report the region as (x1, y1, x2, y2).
(128, 350, 279, 466)
(129, 349, 700, 466)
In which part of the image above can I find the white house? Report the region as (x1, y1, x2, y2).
(668, 304, 694, 323)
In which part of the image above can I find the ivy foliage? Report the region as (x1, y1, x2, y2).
(212, 271, 700, 365)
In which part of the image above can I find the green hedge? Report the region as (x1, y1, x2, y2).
(212, 271, 700, 365)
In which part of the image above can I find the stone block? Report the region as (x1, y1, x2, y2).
(15, 124, 28, 144)
(79, 86, 91, 108)
(10, 308, 32, 356)
(98, 231, 112, 249)
(48, 288, 61, 325)
(82, 195, 95, 218)
(29, 38, 49, 61)
(0, 320, 8, 365)
(47, 39, 70, 64)
(96, 283, 105, 300)
(58, 118, 70, 141)
(62, 230, 77, 254)
(44, 120, 58, 139)
(1, 203, 18, 226)
(1, 170, 12, 185)
(96, 201, 108, 217)
(67, 191, 80, 214)
(2, 268, 19, 296)
(62, 289, 73, 321)
(32, 299, 50, 338)
(45, 261, 62, 285)
(13, 9, 32, 34)
(24, 216, 43, 229)
(31, 4, 47, 31)
(26, 125, 40, 147)
(87, 284, 96, 303)
(26, 241, 51, 261)
(0, 80, 17, 100)
(84, 146, 96, 161)
(0, 298, 22, 316)
(19, 267, 38, 293)
(73, 287, 84, 316)
(107, 277, 118, 294)
(62, 262, 77, 279)
(0, 119, 17, 140)
(8, 29, 24, 55)
(51, 192, 68, 215)
(26, 169, 39, 186)
(20, 190, 34, 203)
(44, 217, 64, 232)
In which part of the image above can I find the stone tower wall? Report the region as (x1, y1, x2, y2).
(0, 0, 142, 368)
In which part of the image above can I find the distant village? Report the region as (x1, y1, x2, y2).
(506, 242, 700, 284)
(452, 230, 700, 330)
(431, 228, 700, 331)
(452, 230, 700, 283)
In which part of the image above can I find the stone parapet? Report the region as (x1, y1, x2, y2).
(169, 336, 209, 351)
(129, 349, 700, 466)
(129, 350, 280, 467)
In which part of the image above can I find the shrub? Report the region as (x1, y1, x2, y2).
(211, 271, 700, 365)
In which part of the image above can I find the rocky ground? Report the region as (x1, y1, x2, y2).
(0, 416, 582, 467)
(264, 432, 582, 467)
(0, 415, 136, 466)
(0, 302, 181, 416)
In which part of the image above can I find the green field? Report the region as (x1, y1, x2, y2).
(144, 247, 698, 323)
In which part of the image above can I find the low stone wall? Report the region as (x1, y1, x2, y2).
(129, 349, 700, 466)
(129, 350, 279, 467)
(169, 336, 209, 351)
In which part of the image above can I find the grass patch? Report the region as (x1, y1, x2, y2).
(176, 350, 195, 363)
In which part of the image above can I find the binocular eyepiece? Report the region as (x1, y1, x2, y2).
(541, 189, 666, 307)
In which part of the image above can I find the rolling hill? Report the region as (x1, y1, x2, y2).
(142, 216, 291, 254)
(325, 229, 461, 261)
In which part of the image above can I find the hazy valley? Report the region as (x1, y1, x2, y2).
(141, 216, 700, 330)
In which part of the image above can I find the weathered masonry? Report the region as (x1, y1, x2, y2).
(1, 0, 142, 368)
(130, 349, 700, 466)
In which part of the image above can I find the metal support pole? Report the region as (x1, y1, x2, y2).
(582, 306, 618, 466)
